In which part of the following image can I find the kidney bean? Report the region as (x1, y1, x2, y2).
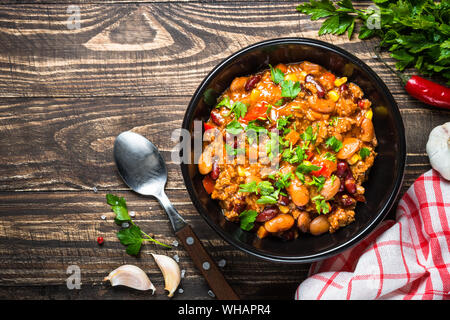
(338, 179, 345, 192)
(233, 201, 247, 214)
(344, 177, 357, 194)
(336, 161, 349, 178)
(305, 74, 325, 98)
(209, 161, 220, 180)
(256, 205, 279, 222)
(278, 194, 290, 206)
(245, 75, 261, 92)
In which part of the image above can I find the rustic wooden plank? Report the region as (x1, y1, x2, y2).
(0, 96, 448, 192)
(0, 2, 413, 98)
(0, 191, 310, 299)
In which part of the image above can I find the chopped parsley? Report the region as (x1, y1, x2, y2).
(307, 175, 326, 192)
(359, 147, 371, 160)
(226, 119, 243, 135)
(269, 64, 285, 84)
(216, 96, 231, 109)
(323, 152, 337, 162)
(228, 101, 248, 119)
(311, 195, 330, 215)
(239, 210, 258, 231)
(325, 136, 343, 152)
(225, 143, 245, 156)
(106, 194, 171, 256)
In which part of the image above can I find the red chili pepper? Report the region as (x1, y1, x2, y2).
(97, 236, 104, 245)
(375, 52, 450, 109)
(405, 75, 450, 109)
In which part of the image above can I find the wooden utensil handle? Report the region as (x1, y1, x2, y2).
(176, 224, 239, 300)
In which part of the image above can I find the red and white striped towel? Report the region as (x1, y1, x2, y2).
(295, 169, 450, 300)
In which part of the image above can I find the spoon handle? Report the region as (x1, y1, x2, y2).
(176, 224, 240, 300)
(156, 191, 239, 300)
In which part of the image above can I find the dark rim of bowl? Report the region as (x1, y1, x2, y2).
(181, 37, 406, 263)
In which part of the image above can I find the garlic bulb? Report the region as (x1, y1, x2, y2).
(426, 122, 450, 180)
(104, 265, 155, 293)
(151, 253, 181, 297)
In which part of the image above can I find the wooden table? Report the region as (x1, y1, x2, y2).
(0, 1, 448, 300)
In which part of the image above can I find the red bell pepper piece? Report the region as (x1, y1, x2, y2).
(241, 102, 268, 122)
(202, 175, 215, 194)
(203, 122, 216, 132)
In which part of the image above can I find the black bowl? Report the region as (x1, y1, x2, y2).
(181, 38, 406, 263)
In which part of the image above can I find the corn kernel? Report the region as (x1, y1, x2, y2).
(334, 77, 347, 87)
(279, 205, 290, 214)
(250, 89, 261, 103)
(298, 71, 307, 81)
(328, 90, 340, 102)
(284, 73, 298, 82)
(348, 153, 360, 165)
(237, 166, 247, 177)
(365, 109, 373, 120)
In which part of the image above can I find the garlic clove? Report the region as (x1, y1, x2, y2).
(151, 253, 181, 297)
(426, 122, 450, 180)
(104, 264, 156, 293)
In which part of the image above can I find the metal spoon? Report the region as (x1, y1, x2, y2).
(113, 131, 239, 300)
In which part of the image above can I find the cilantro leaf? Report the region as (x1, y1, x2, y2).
(269, 64, 285, 84)
(296, 0, 337, 20)
(230, 101, 248, 119)
(239, 181, 258, 193)
(216, 96, 231, 109)
(281, 80, 302, 99)
(325, 136, 343, 152)
(226, 119, 243, 135)
(359, 147, 371, 160)
(257, 181, 275, 196)
(225, 143, 245, 156)
(256, 195, 278, 205)
(239, 210, 258, 231)
(296, 162, 322, 174)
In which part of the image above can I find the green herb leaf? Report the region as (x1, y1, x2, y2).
(239, 210, 258, 231)
(239, 181, 258, 193)
(269, 64, 285, 84)
(325, 136, 343, 152)
(117, 225, 143, 256)
(225, 143, 245, 156)
(312, 195, 330, 214)
(229, 101, 248, 119)
(106, 194, 171, 255)
(257, 181, 275, 196)
(281, 80, 302, 99)
(359, 147, 371, 160)
(226, 119, 243, 135)
(308, 175, 326, 191)
(296, 162, 322, 174)
(256, 195, 278, 205)
(216, 96, 232, 109)
(296, 0, 337, 20)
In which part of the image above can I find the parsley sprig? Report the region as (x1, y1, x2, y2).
(297, 0, 450, 84)
(106, 194, 171, 255)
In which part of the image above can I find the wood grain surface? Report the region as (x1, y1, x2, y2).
(0, 1, 448, 300)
